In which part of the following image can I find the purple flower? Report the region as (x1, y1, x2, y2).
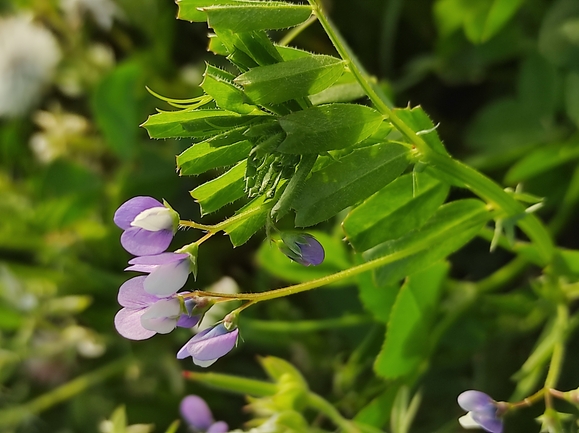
(180, 395, 228, 433)
(177, 323, 239, 367)
(114, 196, 178, 256)
(458, 390, 503, 433)
(125, 252, 191, 297)
(114, 276, 200, 340)
(278, 233, 325, 266)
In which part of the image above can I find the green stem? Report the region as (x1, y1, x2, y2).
(0, 357, 130, 428)
(279, 14, 318, 46)
(307, 0, 554, 264)
(240, 315, 372, 333)
(544, 304, 568, 408)
(179, 206, 263, 233)
(192, 238, 427, 302)
(306, 392, 361, 433)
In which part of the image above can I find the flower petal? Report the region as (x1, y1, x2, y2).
(472, 409, 503, 433)
(191, 328, 239, 362)
(130, 206, 173, 231)
(120, 227, 173, 256)
(140, 299, 180, 334)
(117, 276, 159, 309)
(193, 358, 218, 367)
(128, 252, 188, 266)
(144, 258, 190, 296)
(458, 390, 495, 412)
(114, 308, 156, 340)
(180, 395, 214, 430)
(114, 196, 163, 230)
(207, 421, 229, 433)
(177, 314, 200, 328)
(459, 412, 481, 430)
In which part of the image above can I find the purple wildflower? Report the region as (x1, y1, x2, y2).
(180, 395, 228, 433)
(177, 323, 239, 367)
(114, 276, 200, 340)
(114, 196, 178, 256)
(278, 233, 325, 266)
(125, 252, 191, 297)
(458, 390, 503, 433)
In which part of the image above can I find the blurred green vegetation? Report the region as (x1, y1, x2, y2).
(1, 0, 579, 432)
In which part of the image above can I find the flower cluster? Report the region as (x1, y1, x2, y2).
(113, 196, 239, 367)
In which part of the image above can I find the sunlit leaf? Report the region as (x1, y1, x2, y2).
(204, 3, 312, 32)
(277, 104, 384, 154)
(177, 139, 252, 176)
(190, 161, 246, 214)
(235, 55, 345, 105)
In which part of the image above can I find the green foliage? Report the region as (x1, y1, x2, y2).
(6, 0, 579, 433)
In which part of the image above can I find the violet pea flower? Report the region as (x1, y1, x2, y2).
(177, 323, 239, 367)
(180, 395, 228, 433)
(278, 233, 324, 266)
(458, 390, 504, 433)
(125, 252, 191, 297)
(114, 276, 199, 340)
(114, 196, 178, 256)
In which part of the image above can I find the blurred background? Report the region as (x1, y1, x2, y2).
(1, 0, 578, 432)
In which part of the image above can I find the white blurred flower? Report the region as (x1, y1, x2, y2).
(60, 0, 123, 30)
(0, 15, 61, 118)
(29, 106, 90, 163)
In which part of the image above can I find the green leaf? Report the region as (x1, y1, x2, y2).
(176, 0, 243, 22)
(234, 55, 345, 105)
(201, 64, 257, 114)
(293, 143, 410, 227)
(177, 139, 252, 176)
(309, 70, 366, 105)
(142, 109, 267, 139)
(343, 172, 449, 251)
(271, 154, 317, 221)
(354, 386, 401, 429)
(256, 231, 351, 285)
(464, 0, 525, 44)
(357, 265, 400, 324)
(392, 106, 448, 156)
(224, 193, 274, 246)
(204, 3, 312, 32)
(91, 61, 142, 160)
(364, 199, 491, 286)
(374, 262, 449, 380)
(276, 45, 313, 61)
(225, 30, 283, 67)
(164, 420, 181, 433)
(277, 104, 384, 154)
(190, 161, 246, 214)
(504, 142, 579, 185)
(550, 248, 579, 279)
